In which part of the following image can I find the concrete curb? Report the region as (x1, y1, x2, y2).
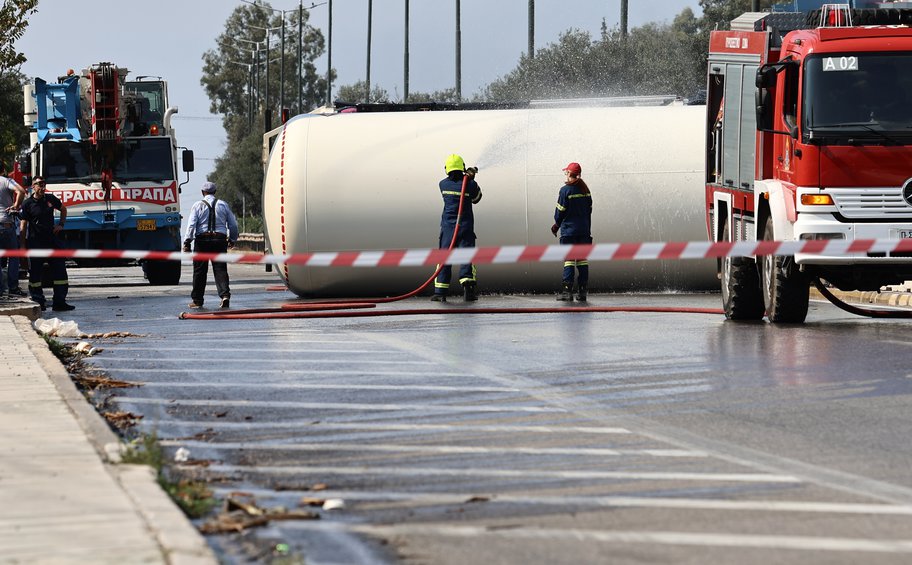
(11, 315, 217, 565)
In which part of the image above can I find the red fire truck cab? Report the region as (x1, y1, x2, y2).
(706, 5, 912, 323)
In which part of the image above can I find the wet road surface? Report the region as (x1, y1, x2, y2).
(56, 262, 912, 564)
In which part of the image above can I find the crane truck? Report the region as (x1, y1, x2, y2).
(21, 62, 193, 285)
(706, 4, 912, 323)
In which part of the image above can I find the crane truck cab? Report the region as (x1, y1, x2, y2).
(22, 63, 193, 285)
(706, 4, 912, 322)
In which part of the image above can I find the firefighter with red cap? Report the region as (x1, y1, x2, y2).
(551, 162, 592, 301)
(433, 154, 482, 302)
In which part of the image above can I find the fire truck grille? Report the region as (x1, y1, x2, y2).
(829, 187, 912, 219)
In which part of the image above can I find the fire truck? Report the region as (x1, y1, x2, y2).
(706, 4, 912, 323)
(22, 62, 193, 285)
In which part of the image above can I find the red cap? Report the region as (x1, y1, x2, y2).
(563, 162, 582, 175)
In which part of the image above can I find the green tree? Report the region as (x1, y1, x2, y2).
(0, 0, 38, 72)
(209, 116, 264, 219)
(201, 2, 330, 219)
(699, 0, 774, 32)
(0, 70, 29, 163)
(335, 80, 391, 104)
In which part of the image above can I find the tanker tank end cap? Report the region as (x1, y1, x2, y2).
(201, 182, 217, 194)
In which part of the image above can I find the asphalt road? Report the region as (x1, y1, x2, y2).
(55, 262, 912, 565)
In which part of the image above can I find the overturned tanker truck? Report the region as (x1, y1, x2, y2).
(261, 98, 716, 298)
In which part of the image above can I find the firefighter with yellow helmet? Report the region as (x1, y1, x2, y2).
(433, 154, 482, 302)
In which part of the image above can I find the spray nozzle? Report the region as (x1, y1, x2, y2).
(465, 166, 478, 176)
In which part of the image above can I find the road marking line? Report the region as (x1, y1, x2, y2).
(93, 358, 437, 365)
(210, 487, 912, 516)
(153, 420, 633, 434)
(101, 347, 398, 354)
(160, 440, 707, 458)
(203, 464, 800, 483)
(90, 368, 462, 376)
(116, 397, 566, 413)
(277, 523, 912, 553)
(136, 383, 522, 393)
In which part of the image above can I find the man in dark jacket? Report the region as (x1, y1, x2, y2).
(18, 176, 74, 311)
(433, 154, 482, 302)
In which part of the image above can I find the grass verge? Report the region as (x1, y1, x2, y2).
(122, 432, 219, 519)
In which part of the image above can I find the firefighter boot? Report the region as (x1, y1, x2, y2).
(464, 282, 478, 302)
(557, 283, 573, 301)
(576, 284, 587, 302)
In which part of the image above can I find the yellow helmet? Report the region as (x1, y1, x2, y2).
(444, 154, 465, 174)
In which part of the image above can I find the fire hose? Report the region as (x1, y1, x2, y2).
(179, 172, 724, 321)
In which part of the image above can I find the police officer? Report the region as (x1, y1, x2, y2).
(18, 176, 74, 311)
(551, 162, 592, 301)
(184, 181, 239, 309)
(433, 154, 482, 302)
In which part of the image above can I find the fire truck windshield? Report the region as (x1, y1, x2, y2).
(42, 138, 175, 184)
(804, 53, 912, 142)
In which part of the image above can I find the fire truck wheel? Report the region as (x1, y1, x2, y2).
(721, 222, 764, 320)
(760, 216, 809, 323)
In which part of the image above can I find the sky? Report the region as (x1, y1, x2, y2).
(17, 0, 701, 215)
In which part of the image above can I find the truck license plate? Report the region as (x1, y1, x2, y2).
(893, 230, 912, 239)
(136, 219, 157, 231)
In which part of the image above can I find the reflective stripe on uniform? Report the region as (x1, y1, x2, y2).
(568, 193, 591, 199)
(555, 203, 566, 212)
(53, 279, 69, 285)
(441, 191, 463, 196)
(435, 281, 450, 289)
(458, 265, 478, 285)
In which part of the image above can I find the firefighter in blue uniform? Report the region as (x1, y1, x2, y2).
(433, 154, 482, 302)
(551, 162, 592, 301)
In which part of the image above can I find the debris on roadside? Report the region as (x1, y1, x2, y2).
(103, 410, 143, 429)
(174, 447, 190, 462)
(321, 498, 345, 511)
(73, 341, 101, 356)
(465, 496, 491, 503)
(199, 495, 320, 534)
(33, 318, 81, 337)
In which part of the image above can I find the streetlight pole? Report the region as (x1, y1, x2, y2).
(366, 0, 372, 103)
(528, 0, 534, 59)
(326, 0, 333, 104)
(404, 0, 409, 102)
(455, 0, 461, 101)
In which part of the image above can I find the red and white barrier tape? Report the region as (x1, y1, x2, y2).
(2, 238, 912, 266)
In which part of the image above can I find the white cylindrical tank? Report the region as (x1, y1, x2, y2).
(263, 102, 715, 297)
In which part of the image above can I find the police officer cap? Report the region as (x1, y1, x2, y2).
(201, 181, 217, 194)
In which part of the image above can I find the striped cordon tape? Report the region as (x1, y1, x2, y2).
(2, 238, 912, 266)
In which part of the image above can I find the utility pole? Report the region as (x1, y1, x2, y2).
(455, 0, 461, 101)
(366, 0, 373, 103)
(404, 0, 409, 102)
(265, 33, 271, 131)
(326, 0, 333, 105)
(620, 0, 628, 40)
(280, 14, 286, 114)
(528, 0, 534, 59)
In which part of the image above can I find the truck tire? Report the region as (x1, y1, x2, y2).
(144, 259, 181, 286)
(721, 222, 765, 320)
(760, 216, 809, 323)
